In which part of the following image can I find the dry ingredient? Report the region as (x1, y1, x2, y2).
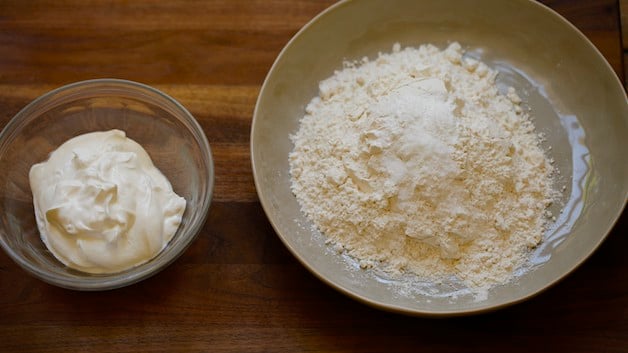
(30, 130, 186, 274)
(289, 42, 555, 291)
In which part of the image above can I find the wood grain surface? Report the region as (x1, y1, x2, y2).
(0, 1, 626, 352)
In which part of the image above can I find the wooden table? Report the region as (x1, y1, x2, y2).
(0, 1, 626, 352)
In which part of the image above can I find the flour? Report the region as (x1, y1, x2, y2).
(289, 42, 555, 292)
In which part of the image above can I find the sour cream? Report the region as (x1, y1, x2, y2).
(29, 130, 186, 274)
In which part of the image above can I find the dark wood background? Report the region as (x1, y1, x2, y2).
(0, 1, 626, 352)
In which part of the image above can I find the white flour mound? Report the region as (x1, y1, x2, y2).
(289, 42, 555, 292)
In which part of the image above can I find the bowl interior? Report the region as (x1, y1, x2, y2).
(252, 0, 628, 315)
(0, 79, 213, 290)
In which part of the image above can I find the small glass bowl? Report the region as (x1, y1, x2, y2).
(0, 79, 214, 290)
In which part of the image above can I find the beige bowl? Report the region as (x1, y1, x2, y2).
(251, 0, 628, 315)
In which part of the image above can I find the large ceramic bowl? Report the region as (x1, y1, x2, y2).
(251, 0, 628, 315)
(0, 79, 214, 290)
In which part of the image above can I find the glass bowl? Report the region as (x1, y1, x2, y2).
(0, 78, 214, 290)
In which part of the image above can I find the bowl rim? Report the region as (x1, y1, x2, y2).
(250, 0, 628, 316)
(0, 78, 214, 291)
